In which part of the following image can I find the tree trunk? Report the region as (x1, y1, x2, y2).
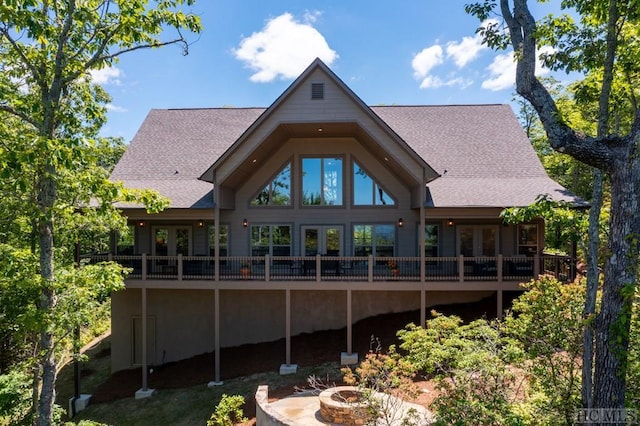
(593, 162, 640, 410)
(36, 169, 57, 426)
(582, 169, 603, 409)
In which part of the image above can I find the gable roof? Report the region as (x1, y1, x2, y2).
(110, 61, 583, 210)
(199, 58, 438, 186)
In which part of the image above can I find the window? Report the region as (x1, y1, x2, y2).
(518, 224, 538, 255)
(251, 163, 291, 206)
(251, 225, 291, 257)
(424, 225, 439, 257)
(353, 224, 395, 257)
(116, 225, 135, 255)
(353, 161, 395, 206)
(302, 157, 343, 206)
(208, 225, 228, 257)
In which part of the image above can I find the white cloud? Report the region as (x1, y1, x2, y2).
(89, 67, 122, 85)
(412, 45, 475, 89)
(481, 52, 516, 91)
(106, 103, 127, 112)
(446, 34, 487, 68)
(233, 12, 338, 83)
(481, 46, 554, 91)
(412, 45, 443, 82)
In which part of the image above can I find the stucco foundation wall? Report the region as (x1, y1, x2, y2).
(111, 289, 215, 372)
(111, 287, 495, 372)
(219, 290, 286, 347)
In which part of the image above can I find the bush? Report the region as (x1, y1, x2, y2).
(397, 313, 525, 425)
(0, 369, 32, 425)
(207, 394, 247, 426)
(342, 348, 421, 425)
(504, 275, 584, 425)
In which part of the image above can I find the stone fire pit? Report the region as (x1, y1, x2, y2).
(318, 386, 370, 425)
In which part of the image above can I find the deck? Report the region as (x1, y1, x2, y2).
(83, 253, 572, 289)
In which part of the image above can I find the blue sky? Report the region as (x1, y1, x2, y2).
(93, 1, 569, 142)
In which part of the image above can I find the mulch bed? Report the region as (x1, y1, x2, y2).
(90, 292, 516, 404)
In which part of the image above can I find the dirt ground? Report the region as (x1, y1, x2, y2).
(90, 292, 517, 408)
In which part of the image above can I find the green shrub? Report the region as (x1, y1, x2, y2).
(0, 369, 32, 425)
(504, 276, 584, 425)
(398, 313, 525, 425)
(207, 394, 247, 426)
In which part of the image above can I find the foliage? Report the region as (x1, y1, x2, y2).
(342, 347, 421, 426)
(0, 1, 200, 423)
(466, 0, 640, 410)
(501, 194, 591, 255)
(627, 292, 640, 408)
(504, 275, 586, 425)
(0, 369, 32, 425)
(397, 313, 525, 425)
(207, 394, 247, 426)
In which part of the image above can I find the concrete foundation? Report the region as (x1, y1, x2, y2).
(341, 352, 358, 365)
(279, 364, 298, 375)
(134, 388, 156, 399)
(68, 394, 91, 417)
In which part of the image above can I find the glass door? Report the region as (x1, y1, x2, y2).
(457, 225, 498, 276)
(457, 226, 497, 257)
(152, 227, 192, 274)
(302, 226, 342, 256)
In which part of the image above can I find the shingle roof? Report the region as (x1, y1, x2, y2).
(111, 104, 583, 209)
(371, 104, 583, 207)
(110, 108, 264, 208)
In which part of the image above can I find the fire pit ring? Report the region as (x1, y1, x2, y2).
(318, 386, 370, 425)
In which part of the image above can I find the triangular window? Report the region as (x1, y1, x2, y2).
(251, 162, 291, 206)
(353, 161, 395, 206)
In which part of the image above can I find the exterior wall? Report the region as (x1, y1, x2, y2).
(111, 286, 493, 372)
(111, 289, 215, 372)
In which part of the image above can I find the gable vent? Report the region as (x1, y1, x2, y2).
(311, 83, 324, 100)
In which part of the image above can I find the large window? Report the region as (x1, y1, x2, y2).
(208, 225, 228, 257)
(251, 225, 291, 257)
(251, 163, 291, 206)
(353, 161, 395, 206)
(424, 225, 439, 257)
(302, 157, 343, 206)
(353, 224, 395, 257)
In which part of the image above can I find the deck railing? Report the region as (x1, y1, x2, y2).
(82, 253, 573, 283)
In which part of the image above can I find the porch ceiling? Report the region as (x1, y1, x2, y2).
(220, 121, 421, 189)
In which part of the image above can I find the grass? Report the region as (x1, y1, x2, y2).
(56, 336, 343, 426)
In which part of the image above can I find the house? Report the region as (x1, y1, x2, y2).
(102, 59, 582, 394)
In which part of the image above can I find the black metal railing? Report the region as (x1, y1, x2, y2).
(82, 253, 573, 283)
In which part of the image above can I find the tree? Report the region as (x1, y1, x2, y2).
(467, 0, 640, 411)
(0, 1, 201, 424)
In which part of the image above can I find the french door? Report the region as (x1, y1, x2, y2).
(301, 226, 343, 256)
(457, 226, 498, 257)
(152, 227, 192, 257)
(151, 227, 192, 274)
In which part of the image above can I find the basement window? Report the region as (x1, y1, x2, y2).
(311, 83, 324, 100)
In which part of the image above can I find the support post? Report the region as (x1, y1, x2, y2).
(135, 287, 155, 399)
(497, 290, 503, 319)
(208, 288, 223, 386)
(420, 290, 426, 327)
(279, 289, 297, 375)
(341, 289, 358, 365)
